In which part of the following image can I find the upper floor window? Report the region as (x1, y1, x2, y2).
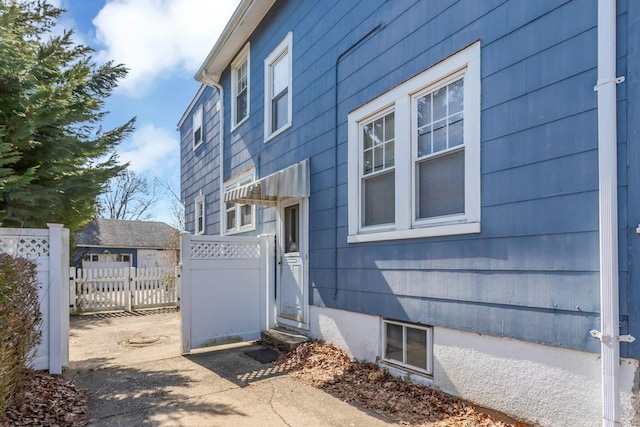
(223, 170, 255, 235)
(347, 42, 481, 243)
(195, 193, 205, 235)
(264, 32, 292, 141)
(231, 43, 250, 128)
(192, 105, 203, 149)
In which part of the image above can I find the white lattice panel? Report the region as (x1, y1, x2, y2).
(191, 242, 260, 259)
(0, 236, 49, 258)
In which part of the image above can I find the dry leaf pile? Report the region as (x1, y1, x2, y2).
(1, 370, 87, 427)
(275, 341, 522, 427)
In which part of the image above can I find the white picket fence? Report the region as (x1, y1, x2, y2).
(70, 267, 179, 313)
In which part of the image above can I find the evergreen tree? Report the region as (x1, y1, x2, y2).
(0, 0, 135, 230)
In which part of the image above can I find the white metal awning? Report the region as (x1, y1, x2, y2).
(224, 158, 310, 207)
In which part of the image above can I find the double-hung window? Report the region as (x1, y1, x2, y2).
(414, 76, 465, 221)
(195, 193, 205, 235)
(231, 43, 250, 128)
(223, 170, 255, 234)
(361, 109, 395, 228)
(264, 32, 292, 140)
(347, 42, 481, 243)
(192, 105, 203, 149)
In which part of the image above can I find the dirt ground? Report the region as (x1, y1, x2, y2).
(68, 308, 182, 370)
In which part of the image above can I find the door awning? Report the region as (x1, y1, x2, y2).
(224, 158, 310, 207)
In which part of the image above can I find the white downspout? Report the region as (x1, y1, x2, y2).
(592, 1, 633, 425)
(200, 71, 225, 234)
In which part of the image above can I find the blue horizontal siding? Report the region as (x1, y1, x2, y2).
(179, 0, 638, 358)
(483, 151, 598, 206)
(179, 86, 221, 236)
(312, 287, 600, 353)
(336, 233, 599, 272)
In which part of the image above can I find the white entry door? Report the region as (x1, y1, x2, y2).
(277, 198, 308, 329)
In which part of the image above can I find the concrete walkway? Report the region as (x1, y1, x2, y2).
(65, 309, 394, 426)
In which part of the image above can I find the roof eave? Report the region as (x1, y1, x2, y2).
(195, 0, 276, 85)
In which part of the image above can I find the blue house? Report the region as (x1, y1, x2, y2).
(178, 1, 640, 425)
(74, 218, 178, 268)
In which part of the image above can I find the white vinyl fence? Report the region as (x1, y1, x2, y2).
(180, 233, 275, 354)
(0, 224, 69, 375)
(70, 267, 178, 313)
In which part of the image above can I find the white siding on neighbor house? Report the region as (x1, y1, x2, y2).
(138, 249, 170, 268)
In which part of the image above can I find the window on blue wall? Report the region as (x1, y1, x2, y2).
(360, 108, 395, 228)
(223, 170, 255, 235)
(195, 193, 205, 235)
(264, 32, 292, 141)
(383, 320, 433, 376)
(415, 76, 465, 220)
(232, 43, 250, 129)
(347, 42, 481, 243)
(192, 105, 203, 150)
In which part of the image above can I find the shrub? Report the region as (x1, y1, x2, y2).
(0, 254, 42, 414)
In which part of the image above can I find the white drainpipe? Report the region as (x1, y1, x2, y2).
(591, 0, 633, 426)
(200, 71, 225, 227)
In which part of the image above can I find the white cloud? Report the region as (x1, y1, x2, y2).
(93, 0, 240, 96)
(118, 124, 178, 175)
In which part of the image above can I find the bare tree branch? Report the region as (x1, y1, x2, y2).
(97, 170, 158, 220)
(153, 176, 185, 231)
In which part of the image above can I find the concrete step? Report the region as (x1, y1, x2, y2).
(261, 327, 310, 352)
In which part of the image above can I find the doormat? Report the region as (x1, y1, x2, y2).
(244, 348, 280, 364)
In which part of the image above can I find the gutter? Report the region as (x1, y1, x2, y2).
(590, 1, 634, 425)
(199, 70, 225, 235)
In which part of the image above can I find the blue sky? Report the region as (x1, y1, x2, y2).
(54, 0, 241, 226)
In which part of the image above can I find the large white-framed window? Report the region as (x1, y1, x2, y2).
(223, 170, 256, 235)
(194, 193, 205, 235)
(347, 42, 481, 243)
(383, 320, 433, 376)
(264, 32, 292, 141)
(192, 105, 203, 150)
(231, 43, 250, 129)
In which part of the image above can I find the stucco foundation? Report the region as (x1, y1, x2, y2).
(308, 305, 640, 426)
(434, 327, 638, 426)
(308, 305, 380, 361)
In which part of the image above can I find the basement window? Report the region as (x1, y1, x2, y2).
(383, 320, 433, 376)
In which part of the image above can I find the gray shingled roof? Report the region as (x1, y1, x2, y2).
(75, 219, 177, 249)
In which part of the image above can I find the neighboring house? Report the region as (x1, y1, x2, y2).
(177, 1, 640, 426)
(74, 218, 178, 269)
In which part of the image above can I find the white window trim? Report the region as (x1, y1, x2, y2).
(347, 42, 481, 243)
(192, 105, 204, 150)
(194, 193, 205, 235)
(222, 169, 256, 235)
(231, 43, 250, 131)
(382, 319, 434, 376)
(264, 32, 293, 142)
